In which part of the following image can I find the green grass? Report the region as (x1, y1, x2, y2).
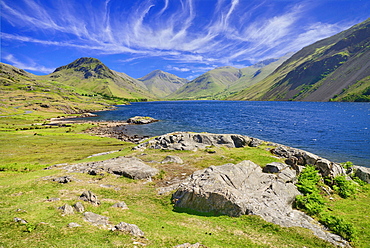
(0, 115, 369, 247)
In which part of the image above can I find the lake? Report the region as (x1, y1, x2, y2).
(90, 101, 370, 167)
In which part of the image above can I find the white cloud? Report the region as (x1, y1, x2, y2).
(1, 0, 356, 69)
(4, 54, 55, 73)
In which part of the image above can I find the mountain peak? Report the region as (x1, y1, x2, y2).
(52, 57, 113, 79)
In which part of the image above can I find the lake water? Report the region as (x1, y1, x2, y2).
(90, 101, 370, 167)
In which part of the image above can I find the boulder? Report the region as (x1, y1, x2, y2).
(73, 202, 85, 213)
(127, 116, 158, 124)
(134, 132, 255, 151)
(58, 204, 74, 215)
(83, 212, 110, 227)
(68, 222, 81, 228)
(174, 243, 207, 248)
(263, 162, 297, 183)
(354, 166, 370, 183)
(63, 157, 159, 180)
(53, 176, 72, 184)
(271, 145, 346, 178)
(79, 191, 100, 206)
(162, 155, 184, 164)
(114, 222, 145, 237)
(112, 202, 129, 210)
(14, 217, 28, 224)
(172, 161, 348, 247)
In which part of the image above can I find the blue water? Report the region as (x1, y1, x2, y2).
(90, 101, 370, 167)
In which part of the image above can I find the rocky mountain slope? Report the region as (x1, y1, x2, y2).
(138, 70, 188, 98)
(168, 55, 291, 100)
(0, 62, 115, 115)
(45, 57, 155, 100)
(229, 18, 370, 101)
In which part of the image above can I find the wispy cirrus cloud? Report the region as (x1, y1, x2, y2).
(1, 0, 359, 74)
(3, 54, 54, 74)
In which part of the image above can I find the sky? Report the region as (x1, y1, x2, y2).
(1, 0, 369, 80)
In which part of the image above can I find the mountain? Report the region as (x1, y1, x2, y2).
(138, 70, 188, 98)
(46, 57, 155, 100)
(229, 18, 370, 102)
(0, 62, 116, 115)
(168, 55, 290, 100)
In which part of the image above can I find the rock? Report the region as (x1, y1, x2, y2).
(173, 243, 207, 248)
(271, 145, 346, 178)
(14, 217, 28, 224)
(354, 166, 370, 183)
(134, 132, 254, 151)
(62, 157, 159, 180)
(83, 212, 110, 227)
(172, 161, 349, 247)
(112, 202, 129, 209)
(45, 197, 60, 202)
(127, 116, 158, 124)
(162, 155, 184, 164)
(103, 157, 159, 179)
(114, 222, 145, 237)
(79, 191, 100, 206)
(73, 202, 85, 213)
(68, 222, 81, 228)
(58, 204, 74, 215)
(53, 176, 72, 184)
(263, 162, 297, 183)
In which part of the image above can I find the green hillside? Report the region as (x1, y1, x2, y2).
(0, 62, 117, 116)
(168, 56, 289, 100)
(138, 70, 188, 98)
(229, 18, 370, 101)
(44, 57, 155, 100)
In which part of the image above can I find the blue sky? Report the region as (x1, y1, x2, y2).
(1, 0, 369, 80)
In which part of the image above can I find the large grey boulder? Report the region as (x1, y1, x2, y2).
(114, 222, 145, 237)
(162, 155, 184, 164)
(134, 132, 260, 151)
(354, 166, 370, 183)
(172, 161, 349, 247)
(271, 145, 346, 178)
(62, 157, 159, 180)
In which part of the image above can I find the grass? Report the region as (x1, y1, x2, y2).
(0, 115, 369, 247)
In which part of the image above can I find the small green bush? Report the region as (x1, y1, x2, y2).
(332, 175, 357, 198)
(319, 214, 356, 241)
(296, 165, 321, 195)
(295, 192, 325, 215)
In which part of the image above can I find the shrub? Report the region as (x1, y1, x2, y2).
(296, 165, 321, 195)
(319, 214, 356, 241)
(332, 175, 357, 198)
(295, 193, 325, 215)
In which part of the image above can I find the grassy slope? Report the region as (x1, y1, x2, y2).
(0, 113, 369, 247)
(229, 19, 370, 102)
(0, 63, 124, 116)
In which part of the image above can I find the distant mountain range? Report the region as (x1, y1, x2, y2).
(228, 18, 370, 102)
(1, 18, 369, 107)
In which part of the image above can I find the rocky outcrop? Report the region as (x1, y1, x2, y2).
(271, 145, 346, 178)
(162, 155, 184, 164)
(172, 161, 349, 247)
(80, 191, 100, 206)
(112, 202, 129, 210)
(134, 132, 263, 151)
(58, 204, 74, 215)
(73, 202, 85, 213)
(354, 166, 370, 183)
(127, 116, 159, 124)
(83, 212, 111, 227)
(52, 176, 73, 184)
(114, 222, 145, 237)
(62, 157, 159, 180)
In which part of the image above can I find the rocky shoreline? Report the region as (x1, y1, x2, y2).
(47, 114, 158, 143)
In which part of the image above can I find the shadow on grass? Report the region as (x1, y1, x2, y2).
(173, 207, 224, 217)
